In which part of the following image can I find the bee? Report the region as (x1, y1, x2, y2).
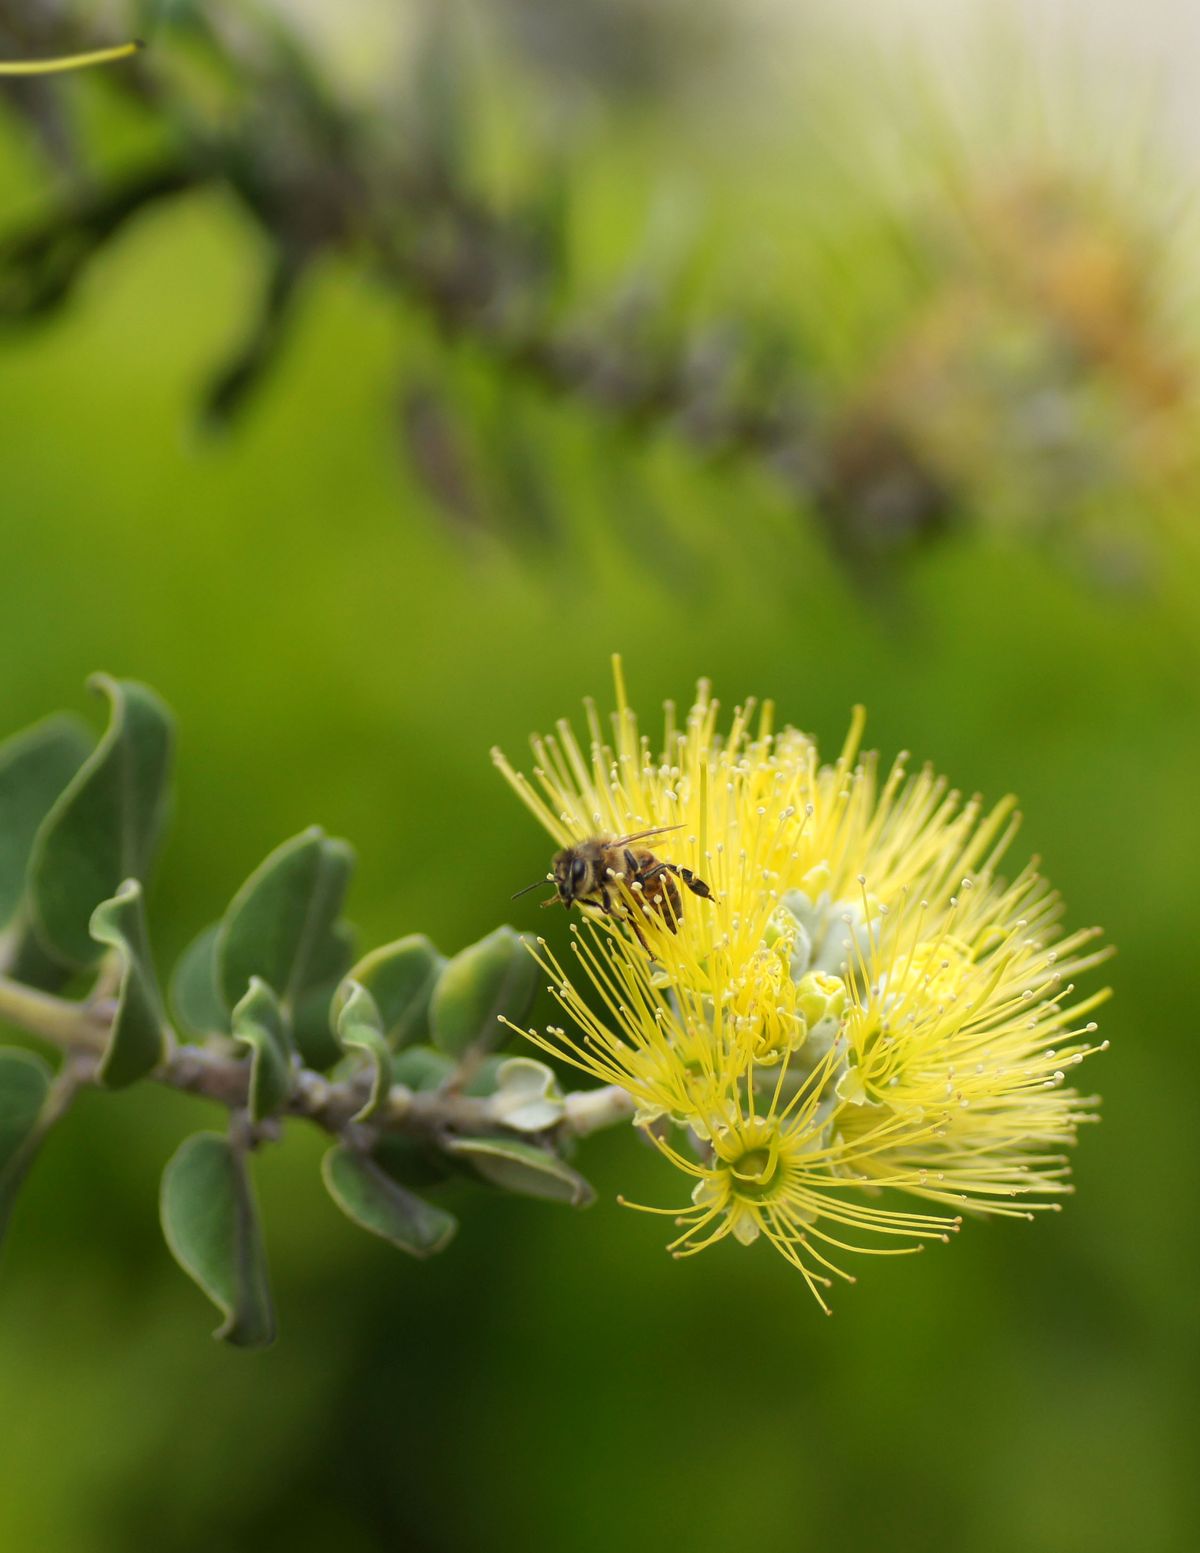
(512, 824, 713, 939)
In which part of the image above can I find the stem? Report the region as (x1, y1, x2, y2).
(0, 976, 109, 1053)
(564, 1085, 637, 1136)
(0, 973, 632, 1147)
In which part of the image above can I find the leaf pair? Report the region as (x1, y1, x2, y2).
(0, 681, 173, 1089)
(169, 827, 355, 1075)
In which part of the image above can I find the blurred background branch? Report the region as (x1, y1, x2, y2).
(5, 0, 1109, 577)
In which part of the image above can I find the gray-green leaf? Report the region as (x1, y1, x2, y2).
(160, 1132, 276, 1347)
(88, 881, 169, 1089)
(321, 1146, 457, 1257)
(0, 713, 92, 930)
(28, 677, 174, 968)
(487, 1057, 565, 1132)
(169, 922, 228, 1038)
(390, 1045, 454, 1092)
(341, 934, 444, 1051)
(334, 981, 392, 1121)
(0, 1048, 52, 1245)
(215, 827, 354, 1015)
(430, 926, 538, 1060)
(446, 1136, 594, 1206)
(232, 978, 294, 1122)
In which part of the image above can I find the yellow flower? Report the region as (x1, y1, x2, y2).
(494, 658, 1110, 1309)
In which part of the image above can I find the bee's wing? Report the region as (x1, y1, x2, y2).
(611, 823, 686, 846)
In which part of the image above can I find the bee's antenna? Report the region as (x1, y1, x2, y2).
(511, 876, 553, 900)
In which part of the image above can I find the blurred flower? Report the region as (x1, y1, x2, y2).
(830, 167, 1195, 583)
(0, 42, 141, 75)
(495, 660, 1110, 1309)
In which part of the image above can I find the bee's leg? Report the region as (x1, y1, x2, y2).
(641, 859, 713, 902)
(633, 862, 681, 933)
(626, 912, 651, 951)
(674, 865, 713, 901)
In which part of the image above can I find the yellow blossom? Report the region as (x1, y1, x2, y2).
(493, 658, 1110, 1309)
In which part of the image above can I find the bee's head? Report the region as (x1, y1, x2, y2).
(552, 846, 590, 907)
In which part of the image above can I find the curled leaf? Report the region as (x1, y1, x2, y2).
(322, 1146, 456, 1258)
(340, 934, 444, 1051)
(446, 1136, 594, 1207)
(0, 713, 91, 931)
(88, 881, 169, 1089)
(28, 676, 173, 969)
(232, 978, 294, 1122)
(487, 1057, 565, 1132)
(334, 981, 393, 1121)
(160, 1132, 276, 1348)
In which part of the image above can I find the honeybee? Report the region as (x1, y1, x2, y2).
(513, 824, 713, 939)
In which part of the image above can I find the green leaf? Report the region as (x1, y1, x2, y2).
(215, 827, 354, 1014)
(390, 1045, 454, 1092)
(370, 1133, 453, 1191)
(430, 926, 538, 1061)
(88, 881, 169, 1089)
(169, 922, 228, 1038)
(160, 1132, 276, 1348)
(232, 978, 294, 1122)
(446, 1136, 594, 1206)
(0, 713, 91, 929)
(341, 934, 444, 1051)
(0, 1048, 52, 1245)
(1, 928, 73, 994)
(28, 677, 174, 968)
(321, 1146, 457, 1258)
(334, 981, 392, 1121)
(290, 921, 355, 1070)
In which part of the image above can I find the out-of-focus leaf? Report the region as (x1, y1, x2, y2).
(430, 926, 538, 1060)
(232, 978, 293, 1122)
(0, 1048, 52, 1246)
(28, 676, 174, 968)
(215, 827, 354, 1015)
(370, 1132, 453, 1191)
(341, 934, 444, 1051)
(169, 922, 228, 1038)
(291, 921, 355, 1071)
(160, 1132, 276, 1348)
(461, 1054, 506, 1097)
(334, 981, 392, 1121)
(321, 1146, 456, 1258)
(446, 1136, 594, 1206)
(2, 926, 74, 993)
(88, 880, 169, 1089)
(0, 714, 91, 929)
(391, 1045, 454, 1092)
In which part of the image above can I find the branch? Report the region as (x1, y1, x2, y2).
(0, 971, 634, 1145)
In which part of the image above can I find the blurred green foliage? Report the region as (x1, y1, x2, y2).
(1, 4, 1198, 1551)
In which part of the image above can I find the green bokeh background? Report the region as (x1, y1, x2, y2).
(1, 14, 1197, 1552)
